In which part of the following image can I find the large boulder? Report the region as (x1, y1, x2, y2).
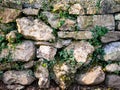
(0, 40, 35, 62)
(105, 75, 120, 89)
(76, 66, 105, 85)
(0, 7, 21, 23)
(16, 17, 55, 41)
(3, 70, 35, 85)
(104, 42, 120, 61)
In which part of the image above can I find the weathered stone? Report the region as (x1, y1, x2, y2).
(22, 8, 39, 15)
(37, 45, 57, 60)
(66, 41, 94, 63)
(1, 0, 44, 9)
(0, 1, 22, 9)
(0, 48, 9, 59)
(53, 1, 70, 11)
(58, 31, 93, 40)
(115, 13, 120, 20)
(100, 0, 120, 14)
(101, 31, 120, 43)
(76, 66, 105, 85)
(42, 12, 59, 29)
(77, 15, 115, 30)
(23, 61, 34, 69)
(105, 75, 120, 89)
(73, 41, 94, 63)
(78, 0, 120, 14)
(104, 42, 120, 61)
(59, 19, 76, 31)
(42, 12, 76, 30)
(55, 39, 72, 48)
(34, 61, 49, 88)
(7, 85, 25, 90)
(35, 39, 71, 48)
(0, 40, 35, 62)
(69, 3, 85, 15)
(117, 21, 120, 30)
(16, 17, 55, 41)
(93, 15, 115, 30)
(6, 31, 17, 43)
(53, 62, 77, 89)
(3, 70, 35, 85)
(77, 16, 93, 30)
(105, 63, 120, 72)
(0, 7, 21, 23)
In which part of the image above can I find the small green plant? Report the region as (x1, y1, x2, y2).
(0, 35, 7, 52)
(58, 11, 77, 20)
(0, 23, 17, 34)
(57, 19, 65, 28)
(89, 25, 108, 46)
(58, 49, 78, 67)
(96, 0, 102, 14)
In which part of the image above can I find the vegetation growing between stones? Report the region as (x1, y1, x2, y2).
(89, 26, 108, 46)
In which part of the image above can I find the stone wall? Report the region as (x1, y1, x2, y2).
(0, 0, 120, 90)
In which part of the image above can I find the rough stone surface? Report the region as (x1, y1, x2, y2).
(73, 41, 94, 63)
(104, 42, 120, 61)
(1, 0, 45, 9)
(77, 15, 115, 30)
(43, 12, 76, 30)
(42, 12, 59, 29)
(35, 39, 72, 49)
(105, 75, 120, 89)
(53, 62, 77, 89)
(77, 16, 93, 30)
(34, 61, 49, 88)
(0, 7, 21, 23)
(22, 8, 39, 15)
(23, 61, 34, 69)
(59, 19, 76, 31)
(69, 3, 85, 15)
(76, 66, 105, 85)
(78, 0, 120, 14)
(101, 31, 120, 43)
(7, 85, 25, 90)
(37, 45, 57, 60)
(0, 40, 35, 62)
(66, 41, 94, 63)
(3, 70, 35, 85)
(115, 13, 120, 20)
(53, 1, 69, 11)
(58, 31, 93, 40)
(93, 15, 115, 30)
(105, 63, 120, 72)
(117, 21, 120, 30)
(6, 31, 17, 43)
(16, 17, 55, 41)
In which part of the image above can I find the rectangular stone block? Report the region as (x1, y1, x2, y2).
(77, 15, 115, 30)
